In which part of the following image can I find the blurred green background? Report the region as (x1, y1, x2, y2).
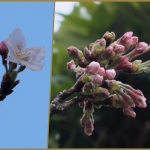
(49, 2, 150, 148)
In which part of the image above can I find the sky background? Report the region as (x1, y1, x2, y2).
(54, 2, 78, 32)
(0, 2, 54, 148)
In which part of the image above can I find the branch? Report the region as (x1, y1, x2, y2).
(50, 94, 84, 117)
(50, 77, 84, 117)
(0, 74, 19, 101)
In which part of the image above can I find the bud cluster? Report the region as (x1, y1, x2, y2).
(66, 31, 150, 136)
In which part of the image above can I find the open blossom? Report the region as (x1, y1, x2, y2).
(5, 28, 45, 71)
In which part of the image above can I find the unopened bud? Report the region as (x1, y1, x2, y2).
(67, 60, 76, 71)
(82, 82, 95, 95)
(86, 61, 100, 74)
(101, 45, 115, 60)
(0, 41, 8, 65)
(105, 69, 116, 80)
(103, 31, 116, 46)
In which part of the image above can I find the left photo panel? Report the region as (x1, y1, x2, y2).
(0, 2, 54, 148)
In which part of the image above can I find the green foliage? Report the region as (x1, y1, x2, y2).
(49, 2, 150, 148)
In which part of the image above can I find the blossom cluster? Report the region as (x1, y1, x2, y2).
(0, 28, 45, 100)
(67, 31, 150, 136)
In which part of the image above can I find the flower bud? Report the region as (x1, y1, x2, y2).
(91, 38, 106, 58)
(105, 69, 116, 80)
(92, 87, 110, 100)
(80, 114, 87, 127)
(84, 46, 91, 61)
(108, 56, 132, 71)
(123, 107, 136, 118)
(84, 118, 94, 136)
(101, 45, 115, 60)
(117, 90, 135, 107)
(131, 36, 138, 46)
(113, 44, 125, 54)
(98, 67, 105, 76)
(67, 46, 88, 67)
(67, 60, 76, 71)
(117, 31, 133, 44)
(86, 61, 100, 74)
(103, 31, 116, 46)
(126, 42, 148, 61)
(82, 82, 95, 95)
(67, 46, 83, 59)
(90, 74, 103, 85)
(119, 83, 146, 108)
(104, 80, 120, 91)
(0, 41, 8, 65)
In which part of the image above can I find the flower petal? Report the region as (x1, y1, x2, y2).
(5, 56, 21, 64)
(21, 61, 44, 71)
(5, 28, 26, 50)
(25, 47, 45, 61)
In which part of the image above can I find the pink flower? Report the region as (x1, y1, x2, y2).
(105, 69, 116, 80)
(123, 107, 136, 118)
(98, 67, 105, 76)
(128, 42, 148, 60)
(86, 61, 100, 74)
(117, 32, 138, 51)
(113, 44, 125, 53)
(80, 114, 87, 127)
(90, 74, 103, 85)
(101, 45, 115, 59)
(132, 36, 138, 45)
(0, 41, 8, 65)
(124, 88, 146, 108)
(67, 60, 76, 71)
(113, 56, 132, 71)
(117, 31, 133, 44)
(84, 118, 94, 136)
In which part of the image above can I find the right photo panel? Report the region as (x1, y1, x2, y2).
(49, 2, 150, 148)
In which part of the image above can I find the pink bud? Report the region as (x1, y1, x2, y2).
(0, 41, 8, 65)
(114, 56, 132, 71)
(67, 60, 76, 71)
(67, 46, 83, 59)
(101, 45, 115, 59)
(118, 31, 133, 43)
(113, 44, 125, 53)
(105, 69, 116, 80)
(134, 96, 147, 108)
(132, 36, 138, 45)
(90, 74, 103, 85)
(123, 107, 136, 118)
(86, 61, 100, 74)
(84, 118, 94, 136)
(135, 42, 148, 52)
(80, 114, 87, 127)
(126, 89, 147, 108)
(127, 42, 148, 61)
(98, 67, 105, 76)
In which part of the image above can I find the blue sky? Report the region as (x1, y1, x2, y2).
(0, 2, 54, 148)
